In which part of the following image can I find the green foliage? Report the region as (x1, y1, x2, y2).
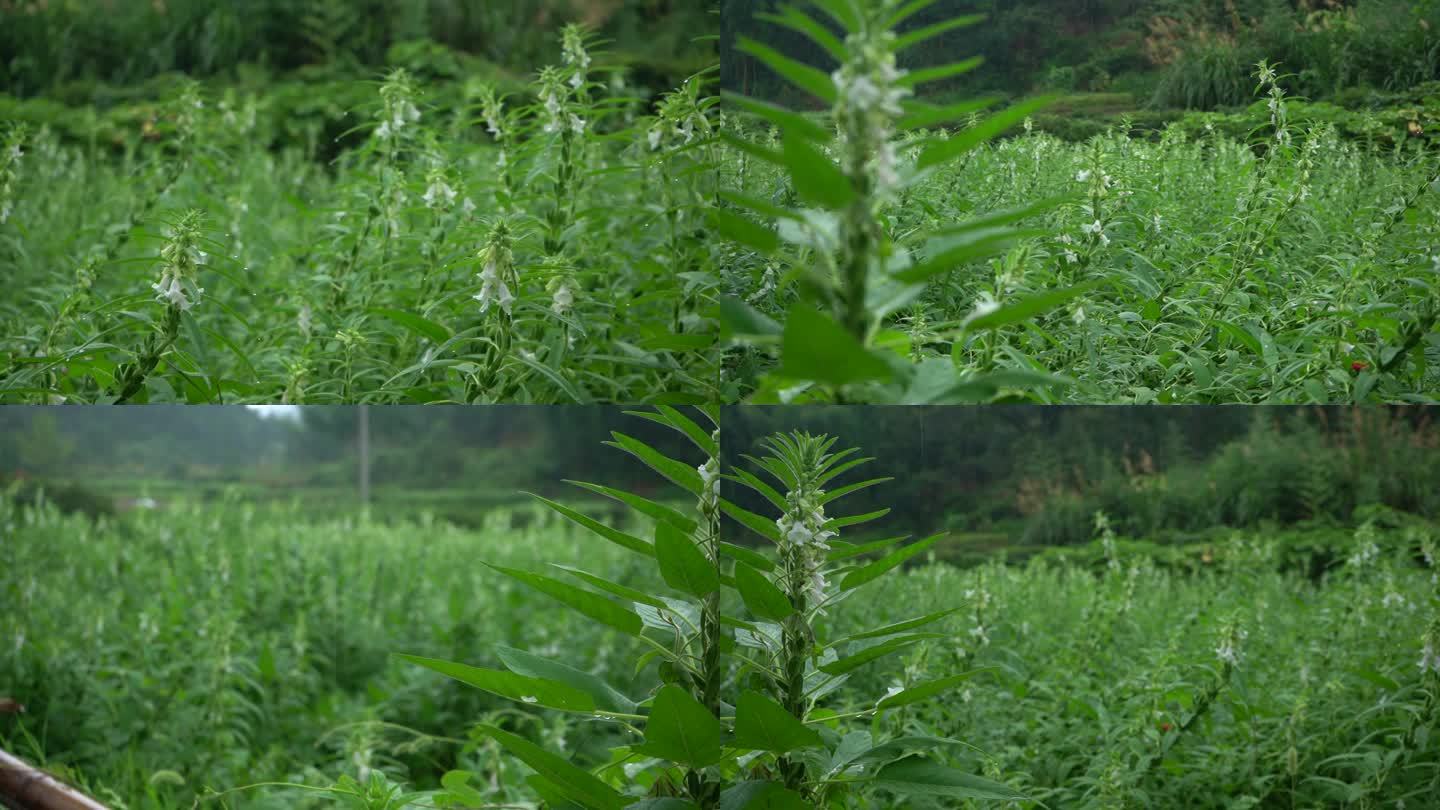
(4, 442, 1439, 808)
(0, 0, 713, 99)
(0, 24, 722, 403)
(720, 34, 1440, 403)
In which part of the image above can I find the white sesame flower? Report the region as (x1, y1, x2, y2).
(1076, 169, 1091, 182)
(462, 197, 477, 216)
(1419, 640, 1440, 676)
(474, 260, 513, 314)
(423, 177, 458, 210)
(1072, 306, 1086, 325)
(0, 201, 11, 224)
(569, 114, 586, 134)
(375, 120, 392, 139)
(966, 292, 1001, 322)
(1063, 250, 1079, 264)
(151, 275, 193, 311)
(297, 304, 312, 337)
(1082, 220, 1103, 235)
(1215, 639, 1241, 667)
(551, 283, 573, 315)
(647, 127, 663, 151)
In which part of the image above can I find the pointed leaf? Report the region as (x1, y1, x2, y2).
(635, 685, 724, 767)
(734, 562, 794, 621)
(778, 306, 895, 385)
(733, 691, 822, 753)
(840, 534, 943, 590)
(494, 645, 636, 714)
(529, 494, 654, 558)
(479, 724, 626, 810)
(871, 756, 1027, 800)
(397, 654, 594, 712)
(487, 564, 642, 636)
(655, 522, 719, 598)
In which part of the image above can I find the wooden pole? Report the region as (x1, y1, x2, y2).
(0, 749, 110, 810)
(357, 404, 370, 506)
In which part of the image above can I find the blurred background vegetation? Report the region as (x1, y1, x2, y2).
(726, 406, 1440, 567)
(0, 0, 716, 153)
(0, 406, 693, 526)
(722, 0, 1440, 144)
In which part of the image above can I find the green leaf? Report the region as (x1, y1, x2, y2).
(834, 609, 961, 644)
(478, 724, 626, 810)
(721, 296, 783, 341)
(917, 95, 1056, 170)
(782, 131, 853, 209)
(827, 535, 909, 562)
(896, 57, 985, 90)
(960, 280, 1103, 332)
(605, 433, 703, 496)
(733, 691, 822, 753)
(778, 307, 895, 385)
(736, 38, 837, 105)
(820, 634, 943, 676)
(635, 685, 724, 767)
(711, 208, 779, 255)
(486, 564, 642, 636)
(553, 564, 667, 610)
(894, 227, 1045, 283)
(644, 405, 719, 458)
(840, 534, 943, 590)
(719, 781, 810, 810)
(528, 494, 654, 558)
(729, 467, 789, 513)
(722, 93, 831, 143)
(827, 508, 891, 529)
(819, 477, 893, 504)
(563, 480, 697, 533)
(719, 542, 777, 572)
(734, 562, 793, 621)
(369, 307, 450, 343)
(891, 13, 985, 51)
(877, 670, 988, 710)
(494, 644, 637, 714)
(626, 800, 700, 810)
(397, 654, 594, 712)
(756, 5, 846, 62)
(1216, 320, 1263, 356)
(439, 771, 487, 805)
(871, 756, 1028, 800)
(655, 522, 720, 598)
(721, 499, 782, 543)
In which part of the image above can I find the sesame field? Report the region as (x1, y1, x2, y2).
(3, 436, 1437, 809)
(0, 23, 721, 404)
(714, 6, 1440, 405)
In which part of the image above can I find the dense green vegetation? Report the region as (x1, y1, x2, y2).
(0, 17, 722, 403)
(728, 406, 1440, 546)
(716, 1, 1440, 404)
(4, 409, 1437, 808)
(723, 0, 1440, 108)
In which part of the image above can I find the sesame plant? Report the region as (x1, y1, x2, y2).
(718, 4, 1440, 404)
(0, 24, 721, 404)
(715, 0, 1082, 404)
(398, 414, 1027, 807)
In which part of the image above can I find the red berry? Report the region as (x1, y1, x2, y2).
(1351, 361, 1368, 373)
